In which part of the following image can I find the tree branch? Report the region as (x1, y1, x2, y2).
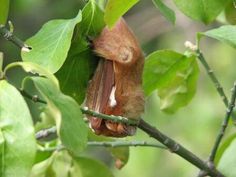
(209, 82, 236, 161)
(138, 119, 224, 177)
(35, 108, 225, 177)
(198, 82, 236, 177)
(27, 85, 224, 176)
(0, 25, 31, 51)
(195, 48, 236, 176)
(80, 107, 139, 125)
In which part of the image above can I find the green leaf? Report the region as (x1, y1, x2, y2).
(143, 50, 199, 113)
(215, 134, 236, 165)
(173, 0, 231, 24)
(88, 131, 129, 169)
(29, 154, 55, 177)
(0, 52, 3, 73)
(56, 43, 98, 104)
(198, 25, 236, 49)
(21, 11, 82, 73)
(29, 151, 73, 177)
(74, 157, 114, 177)
(29, 151, 72, 177)
(217, 137, 236, 177)
(152, 0, 175, 24)
(48, 151, 72, 177)
(4, 62, 58, 86)
(158, 57, 199, 113)
(225, 2, 236, 25)
(56, 0, 104, 104)
(79, 0, 105, 36)
(30, 77, 88, 156)
(104, 0, 139, 28)
(0, 80, 36, 177)
(30, 152, 114, 177)
(0, 0, 9, 25)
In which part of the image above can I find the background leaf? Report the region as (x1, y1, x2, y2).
(173, 0, 231, 24)
(217, 137, 236, 177)
(104, 0, 139, 28)
(21, 11, 82, 73)
(143, 50, 199, 113)
(30, 152, 114, 177)
(152, 0, 175, 24)
(0, 0, 9, 25)
(88, 130, 130, 169)
(0, 80, 36, 177)
(109, 147, 129, 169)
(30, 77, 88, 156)
(198, 25, 236, 49)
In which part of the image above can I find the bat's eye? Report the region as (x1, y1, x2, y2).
(119, 46, 133, 63)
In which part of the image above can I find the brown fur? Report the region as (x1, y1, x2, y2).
(85, 19, 145, 137)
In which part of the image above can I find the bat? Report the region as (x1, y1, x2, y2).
(85, 18, 144, 137)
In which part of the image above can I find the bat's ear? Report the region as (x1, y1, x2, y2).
(86, 35, 94, 49)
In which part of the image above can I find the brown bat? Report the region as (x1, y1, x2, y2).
(85, 18, 144, 137)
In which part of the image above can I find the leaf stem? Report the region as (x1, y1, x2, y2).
(0, 25, 31, 51)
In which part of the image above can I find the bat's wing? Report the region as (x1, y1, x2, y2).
(86, 59, 115, 133)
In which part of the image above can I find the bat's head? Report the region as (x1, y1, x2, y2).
(93, 18, 142, 64)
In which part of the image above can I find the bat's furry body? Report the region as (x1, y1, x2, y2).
(86, 19, 144, 137)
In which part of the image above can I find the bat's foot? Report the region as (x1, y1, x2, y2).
(88, 117, 136, 137)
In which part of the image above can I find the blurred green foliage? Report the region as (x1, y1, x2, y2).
(1, 0, 236, 177)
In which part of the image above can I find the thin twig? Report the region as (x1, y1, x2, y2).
(38, 141, 167, 152)
(0, 25, 31, 51)
(88, 140, 167, 149)
(209, 82, 236, 161)
(198, 83, 236, 177)
(196, 49, 236, 177)
(196, 49, 228, 106)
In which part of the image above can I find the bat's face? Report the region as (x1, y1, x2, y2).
(85, 18, 144, 137)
